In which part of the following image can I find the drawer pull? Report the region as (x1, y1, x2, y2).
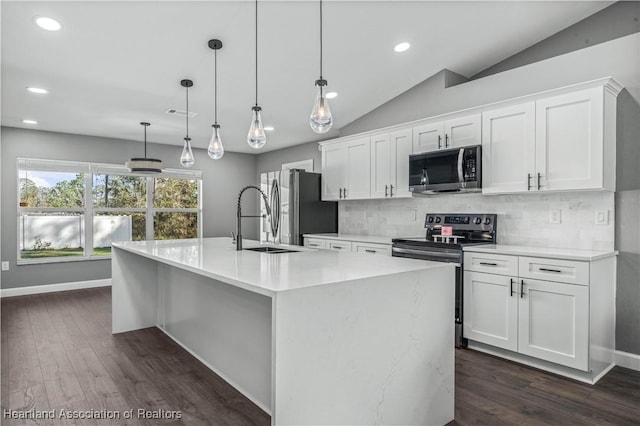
(520, 280, 525, 298)
(333, 246, 343, 249)
(510, 278, 514, 297)
(309, 243, 319, 247)
(539, 267, 562, 273)
(365, 249, 376, 253)
(479, 262, 498, 266)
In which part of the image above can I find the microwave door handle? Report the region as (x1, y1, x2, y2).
(457, 148, 465, 187)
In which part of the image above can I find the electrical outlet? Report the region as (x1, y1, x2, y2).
(549, 209, 561, 224)
(1, 261, 9, 271)
(595, 210, 609, 225)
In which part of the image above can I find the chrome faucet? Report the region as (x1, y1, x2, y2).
(236, 185, 271, 251)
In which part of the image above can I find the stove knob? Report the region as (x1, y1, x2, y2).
(484, 217, 492, 225)
(474, 217, 482, 225)
(435, 217, 441, 223)
(428, 217, 434, 223)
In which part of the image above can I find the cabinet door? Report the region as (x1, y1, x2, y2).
(389, 128, 412, 198)
(412, 121, 444, 153)
(321, 143, 346, 201)
(444, 114, 481, 148)
(463, 271, 518, 352)
(482, 103, 535, 194)
(353, 242, 392, 256)
(325, 240, 353, 252)
(518, 278, 589, 371)
(535, 87, 604, 191)
(370, 133, 391, 199)
(345, 137, 371, 199)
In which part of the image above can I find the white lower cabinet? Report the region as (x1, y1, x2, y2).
(463, 250, 615, 382)
(303, 236, 391, 255)
(353, 242, 392, 256)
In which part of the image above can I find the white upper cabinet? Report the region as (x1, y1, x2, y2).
(482, 81, 620, 194)
(344, 137, 371, 200)
(413, 114, 481, 154)
(321, 143, 347, 201)
(535, 88, 605, 191)
(370, 128, 413, 199)
(482, 103, 536, 194)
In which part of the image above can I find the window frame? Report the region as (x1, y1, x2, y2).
(17, 158, 203, 265)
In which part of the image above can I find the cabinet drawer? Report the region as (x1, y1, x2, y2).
(464, 252, 518, 276)
(304, 238, 327, 249)
(326, 240, 353, 252)
(353, 242, 391, 256)
(519, 257, 589, 286)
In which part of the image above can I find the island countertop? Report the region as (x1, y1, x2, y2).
(112, 237, 450, 296)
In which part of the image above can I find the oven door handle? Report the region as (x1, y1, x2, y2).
(457, 148, 465, 188)
(392, 247, 460, 260)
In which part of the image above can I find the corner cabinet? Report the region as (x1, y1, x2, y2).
(463, 249, 616, 384)
(321, 137, 371, 200)
(482, 80, 622, 194)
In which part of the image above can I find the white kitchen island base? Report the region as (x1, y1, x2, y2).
(112, 238, 455, 425)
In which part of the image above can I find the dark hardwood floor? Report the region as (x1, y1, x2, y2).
(1, 287, 639, 425)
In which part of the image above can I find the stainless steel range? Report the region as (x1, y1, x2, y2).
(392, 213, 497, 348)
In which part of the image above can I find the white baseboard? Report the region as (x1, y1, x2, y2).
(614, 350, 640, 371)
(0, 279, 111, 298)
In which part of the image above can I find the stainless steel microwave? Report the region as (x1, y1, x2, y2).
(409, 145, 481, 194)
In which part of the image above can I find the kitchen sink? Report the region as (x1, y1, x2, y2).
(244, 246, 300, 254)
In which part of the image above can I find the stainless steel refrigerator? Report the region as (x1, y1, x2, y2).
(260, 169, 337, 245)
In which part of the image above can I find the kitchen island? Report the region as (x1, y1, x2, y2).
(112, 237, 455, 425)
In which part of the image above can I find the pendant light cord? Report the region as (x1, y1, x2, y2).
(185, 86, 189, 139)
(144, 124, 147, 158)
(320, 0, 323, 79)
(215, 47, 218, 124)
(255, 0, 258, 107)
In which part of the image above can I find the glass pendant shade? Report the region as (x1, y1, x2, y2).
(247, 106, 266, 149)
(208, 124, 224, 160)
(310, 79, 333, 133)
(180, 138, 195, 168)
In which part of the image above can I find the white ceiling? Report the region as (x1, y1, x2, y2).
(1, 1, 612, 154)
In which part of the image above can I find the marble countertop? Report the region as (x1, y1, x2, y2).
(112, 237, 450, 295)
(463, 244, 618, 261)
(303, 233, 393, 245)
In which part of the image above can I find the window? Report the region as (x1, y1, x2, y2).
(17, 158, 202, 264)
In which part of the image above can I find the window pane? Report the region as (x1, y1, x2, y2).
(19, 212, 84, 259)
(154, 212, 198, 240)
(93, 174, 146, 208)
(93, 212, 146, 255)
(153, 178, 198, 209)
(19, 171, 85, 207)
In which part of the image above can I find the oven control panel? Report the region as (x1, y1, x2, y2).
(425, 213, 496, 231)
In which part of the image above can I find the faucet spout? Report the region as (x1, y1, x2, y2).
(236, 185, 271, 251)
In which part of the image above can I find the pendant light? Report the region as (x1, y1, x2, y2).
(126, 122, 163, 173)
(247, 0, 266, 149)
(180, 79, 195, 168)
(208, 39, 224, 160)
(309, 0, 333, 133)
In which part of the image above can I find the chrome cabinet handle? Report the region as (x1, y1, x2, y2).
(390, 185, 394, 197)
(309, 243, 319, 247)
(527, 173, 532, 191)
(365, 249, 376, 253)
(437, 135, 442, 149)
(510, 278, 515, 297)
(385, 185, 388, 197)
(479, 262, 497, 266)
(539, 267, 562, 273)
(343, 188, 347, 198)
(333, 246, 343, 250)
(445, 134, 449, 148)
(339, 188, 343, 199)
(520, 280, 525, 298)
(537, 172, 542, 190)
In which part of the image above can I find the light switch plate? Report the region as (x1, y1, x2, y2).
(549, 209, 561, 224)
(595, 210, 609, 225)
(1, 261, 9, 271)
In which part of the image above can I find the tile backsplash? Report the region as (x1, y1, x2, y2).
(339, 191, 615, 251)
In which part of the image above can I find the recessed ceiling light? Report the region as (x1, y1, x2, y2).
(264, 126, 275, 132)
(22, 119, 38, 125)
(26, 87, 49, 94)
(34, 16, 62, 31)
(394, 42, 411, 53)
(326, 92, 338, 99)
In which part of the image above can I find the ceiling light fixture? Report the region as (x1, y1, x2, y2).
(34, 16, 61, 31)
(309, 0, 333, 134)
(22, 119, 38, 125)
(247, 0, 266, 149)
(394, 42, 411, 53)
(264, 126, 275, 132)
(179, 79, 195, 168)
(26, 87, 48, 94)
(126, 122, 163, 173)
(208, 39, 224, 160)
(326, 92, 338, 99)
